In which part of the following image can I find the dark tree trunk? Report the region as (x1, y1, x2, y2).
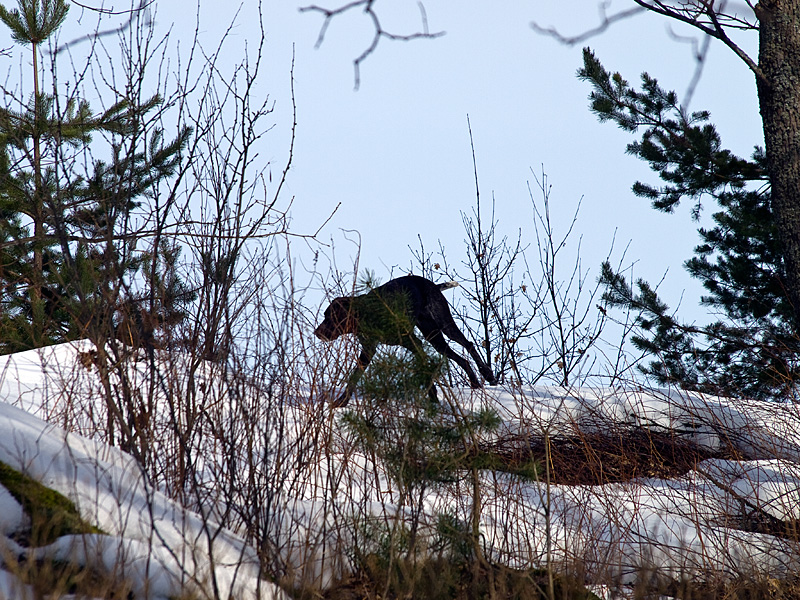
(756, 0, 800, 328)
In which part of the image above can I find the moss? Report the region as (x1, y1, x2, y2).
(469, 449, 542, 481)
(0, 460, 102, 546)
(8, 556, 135, 600)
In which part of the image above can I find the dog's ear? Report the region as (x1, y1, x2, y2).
(329, 297, 353, 325)
(330, 297, 350, 310)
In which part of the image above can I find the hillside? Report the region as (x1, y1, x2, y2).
(0, 342, 799, 598)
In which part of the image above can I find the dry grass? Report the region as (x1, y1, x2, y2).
(318, 558, 597, 600)
(482, 426, 736, 486)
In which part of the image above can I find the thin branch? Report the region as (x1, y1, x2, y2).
(535, 0, 765, 100)
(299, 1, 444, 89)
(50, 0, 154, 55)
(630, 0, 765, 85)
(69, 0, 156, 15)
(531, 4, 647, 45)
(668, 24, 712, 110)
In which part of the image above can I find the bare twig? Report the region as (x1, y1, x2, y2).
(299, 0, 445, 89)
(531, 4, 647, 45)
(50, 0, 154, 55)
(533, 0, 764, 97)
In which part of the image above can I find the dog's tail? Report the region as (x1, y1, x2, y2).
(438, 281, 459, 291)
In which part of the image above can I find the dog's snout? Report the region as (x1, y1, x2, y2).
(314, 322, 331, 341)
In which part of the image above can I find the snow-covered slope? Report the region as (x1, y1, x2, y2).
(0, 343, 286, 600)
(1, 341, 800, 596)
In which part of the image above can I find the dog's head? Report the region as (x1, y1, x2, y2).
(314, 297, 355, 341)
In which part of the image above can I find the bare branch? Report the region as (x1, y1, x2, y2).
(50, 0, 154, 55)
(667, 24, 712, 109)
(630, 0, 764, 84)
(69, 0, 156, 15)
(536, 1, 764, 100)
(299, 0, 445, 89)
(531, 4, 647, 45)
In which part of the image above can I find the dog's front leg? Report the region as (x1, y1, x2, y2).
(333, 342, 375, 407)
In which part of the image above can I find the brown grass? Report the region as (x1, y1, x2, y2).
(483, 426, 738, 486)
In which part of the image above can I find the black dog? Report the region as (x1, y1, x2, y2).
(314, 275, 497, 406)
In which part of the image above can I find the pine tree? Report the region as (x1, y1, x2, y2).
(338, 273, 504, 592)
(0, 0, 191, 352)
(579, 48, 798, 400)
(342, 348, 502, 594)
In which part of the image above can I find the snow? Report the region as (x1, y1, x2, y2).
(0, 344, 286, 600)
(0, 486, 25, 536)
(1, 341, 800, 597)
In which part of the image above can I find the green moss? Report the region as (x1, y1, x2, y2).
(0, 460, 102, 546)
(469, 450, 542, 481)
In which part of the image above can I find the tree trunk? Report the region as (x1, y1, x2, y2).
(32, 40, 44, 347)
(756, 0, 800, 329)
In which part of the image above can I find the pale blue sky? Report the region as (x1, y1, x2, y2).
(5, 1, 764, 328)
(190, 0, 760, 323)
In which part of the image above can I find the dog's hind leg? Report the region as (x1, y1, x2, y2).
(422, 303, 498, 385)
(424, 330, 483, 389)
(437, 323, 498, 386)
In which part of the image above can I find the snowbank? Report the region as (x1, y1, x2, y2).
(2, 341, 800, 594)
(0, 344, 286, 600)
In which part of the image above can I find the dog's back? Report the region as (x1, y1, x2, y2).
(370, 274, 438, 308)
(350, 276, 436, 343)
